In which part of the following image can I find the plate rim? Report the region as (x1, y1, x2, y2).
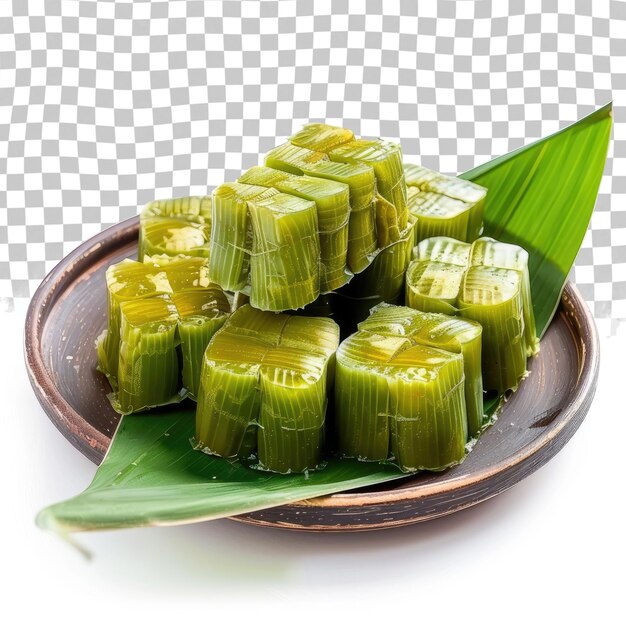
(24, 217, 599, 523)
(24, 217, 140, 461)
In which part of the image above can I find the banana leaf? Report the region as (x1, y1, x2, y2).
(37, 103, 612, 533)
(460, 102, 612, 336)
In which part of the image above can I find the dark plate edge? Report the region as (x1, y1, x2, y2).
(24, 216, 140, 463)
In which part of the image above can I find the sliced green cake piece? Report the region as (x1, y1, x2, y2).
(247, 192, 320, 311)
(405, 260, 466, 315)
(267, 125, 409, 273)
(211, 176, 354, 310)
(303, 160, 375, 213)
(329, 138, 408, 233)
(98, 257, 231, 412)
(303, 160, 377, 273)
(469, 237, 539, 356)
(360, 304, 484, 437)
(386, 344, 466, 472)
(404, 163, 486, 243)
(97, 259, 172, 386)
(138, 196, 212, 261)
(335, 332, 412, 462)
(459, 266, 527, 393)
(265, 141, 380, 274)
(172, 288, 231, 399)
(407, 186, 470, 243)
(113, 295, 181, 415)
(209, 182, 279, 292)
(407, 235, 535, 393)
(195, 305, 340, 474)
(239, 166, 352, 291)
(336, 305, 470, 472)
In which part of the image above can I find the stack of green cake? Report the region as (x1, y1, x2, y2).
(94, 125, 545, 480)
(208, 124, 414, 311)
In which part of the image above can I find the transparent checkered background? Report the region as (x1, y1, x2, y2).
(1, 0, 625, 334)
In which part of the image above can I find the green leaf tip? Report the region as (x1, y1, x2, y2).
(460, 102, 612, 336)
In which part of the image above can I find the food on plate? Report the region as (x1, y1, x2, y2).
(404, 163, 486, 243)
(97, 127, 540, 474)
(335, 304, 482, 471)
(407, 236, 538, 392)
(194, 305, 340, 474)
(97, 257, 229, 413)
(138, 196, 212, 260)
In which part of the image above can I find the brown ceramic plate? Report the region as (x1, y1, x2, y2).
(24, 217, 599, 531)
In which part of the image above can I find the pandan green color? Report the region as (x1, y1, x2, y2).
(407, 236, 538, 392)
(406, 237, 471, 316)
(412, 235, 472, 265)
(98, 257, 231, 413)
(138, 196, 212, 261)
(404, 163, 486, 243)
(335, 304, 471, 472)
(171, 288, 231, 399)
(209, 182, 279, 292)
(238, 166, 352, 291)
(329, 138, 408, 233)
(405, 259, 467, 315)
(359, 303, 484, 438)
(211, 178, 351, 311)
(265, 142, 381, 271)
(459, 266, 526, 393)
(289, 123, 355, 152)
(156, 256, 213, 292)
(303, 160, 377, 273)
(195, 305, 340, 474)
(264, 142, 329, 175)
(113, 295, 181, 415)
(469, 237, 539, 356)
(247, 192, 321, 311)
(97, 259, 172, 386)
(267, 125, 409, 273)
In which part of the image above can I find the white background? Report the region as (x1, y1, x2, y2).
(2, 299, 624, 625)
